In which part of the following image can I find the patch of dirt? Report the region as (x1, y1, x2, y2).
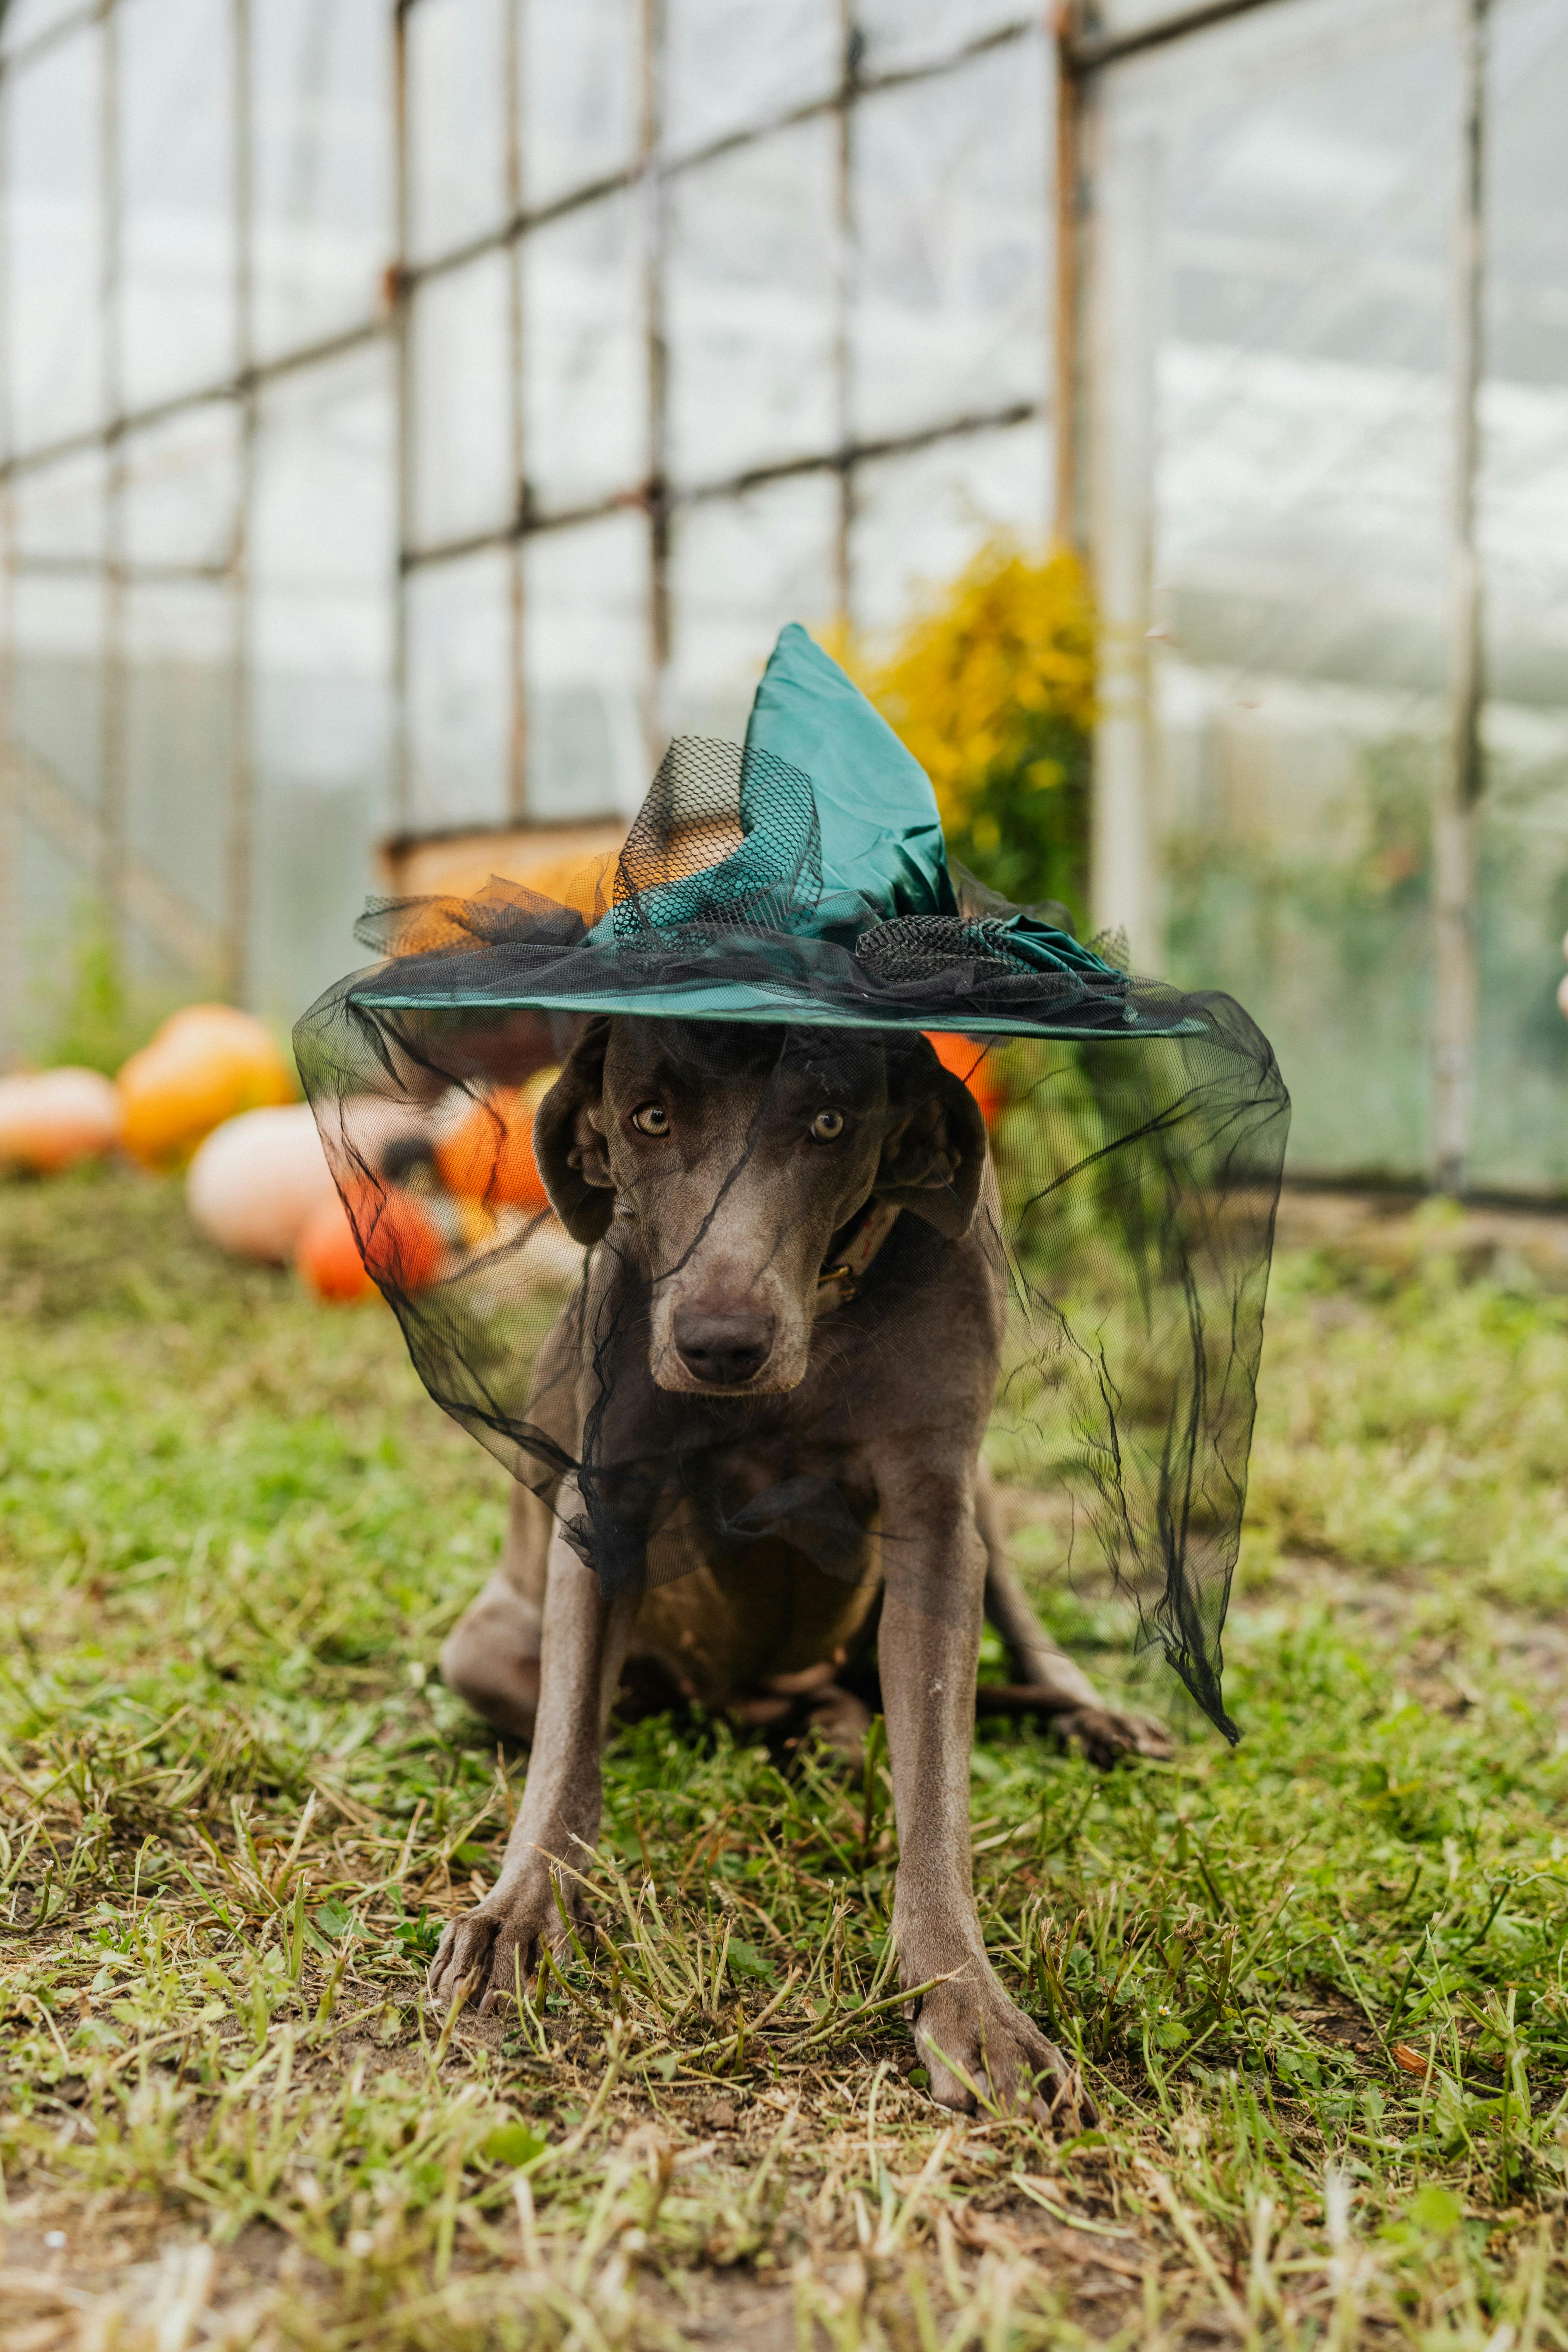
(1233, 1547, 1568, 1729)
(1274, 1184, 1568, 1289)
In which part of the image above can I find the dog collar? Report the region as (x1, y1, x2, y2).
(813, 1198, 901, 1317)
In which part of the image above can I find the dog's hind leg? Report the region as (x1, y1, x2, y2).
(439, 1482, 550, 1741)
(976, 1464, 1174, 1764)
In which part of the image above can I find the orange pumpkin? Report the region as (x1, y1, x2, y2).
(0, 1066, 122, 1172)
(296, 1183, 444, 1303)
(924, 1032, 1003, 1127)
(119, 1005, 295, 1169)
(295, 1194, 373, 1302)
(435, 1068, 559, 1210)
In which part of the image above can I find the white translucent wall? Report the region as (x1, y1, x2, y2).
(1474, 0, 1568, 1190)
(2, 0, 1564, 1200)
(0, 0, 1055, 1060)
(1091, 0, 1568, 1190)
(397, 1, 1054, 796)
(0, 0, 394, 1043)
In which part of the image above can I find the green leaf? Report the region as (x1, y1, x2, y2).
(313, 1900, 355, 1941)
(481, 2122, 546, 2170)
(393, 1913, 442, 1960)
(727, 1938, 776, 1983)
(1408, 2185, 1463, 2238)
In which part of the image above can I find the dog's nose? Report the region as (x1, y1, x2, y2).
(673, 1307, 775, 1388)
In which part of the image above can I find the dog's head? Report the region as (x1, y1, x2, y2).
(534, 1018, 988, 1395)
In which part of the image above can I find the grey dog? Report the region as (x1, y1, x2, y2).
(429, 1016, 1169, 2121)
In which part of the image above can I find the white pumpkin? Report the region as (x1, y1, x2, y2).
(186, 1103, 338, 1262)
(0, 1066, 122, 1172)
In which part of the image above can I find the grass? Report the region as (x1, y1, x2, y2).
(2, 1166, 1568, 2349)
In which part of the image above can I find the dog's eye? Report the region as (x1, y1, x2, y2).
(809, 1109, 845, 1143)
(629, 1102, 670, 1137)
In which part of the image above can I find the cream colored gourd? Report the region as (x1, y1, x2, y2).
(0, 1066, 122, 1172)
(186, 1103, 338, 1262)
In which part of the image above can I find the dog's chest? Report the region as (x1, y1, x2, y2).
(634, 1532, 884, 1700)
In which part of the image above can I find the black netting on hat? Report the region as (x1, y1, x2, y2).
(295, 742, 1288, 1740)
(855, 915, 1034, 982)
(612, 738, 822, 939)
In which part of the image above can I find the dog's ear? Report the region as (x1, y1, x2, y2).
(875, 1042, 988, 1239)
(533, 1018, 615, 1243)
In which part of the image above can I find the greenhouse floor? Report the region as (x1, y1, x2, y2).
(2, 1167, 1566, 2350)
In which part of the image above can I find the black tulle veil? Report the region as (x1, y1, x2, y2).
(295, 627, 1288, 1738)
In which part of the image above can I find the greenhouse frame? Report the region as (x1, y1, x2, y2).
(0, 0, 1564, 1190)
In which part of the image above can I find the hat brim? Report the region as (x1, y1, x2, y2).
(354, 976, 1203, 1040)
(348, 926, 1205, 1042)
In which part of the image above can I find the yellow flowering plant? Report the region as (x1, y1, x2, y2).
(837, 539, 1096, 924)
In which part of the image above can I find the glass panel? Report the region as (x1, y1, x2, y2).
(10, 570, 104, 815)
(6, 27, 103, 452)
(124, 578, 236, 929)
(1472, 0, 1568, 1190)
(120, 401, 240, 570)
(521, 0, 639, 208)
(858, 2, 1031, 75)
(662, 0, 838, 155)
(2, 1, 93, 52)
(406, 547, 514, 829)
(850, 421, 1047, 639)
(666, 118, 837, 487)
(405, 0, 509, 265)
(851, 33, 1049, 443)
(523, 513, 650, 818)
(8, 488, 105, 1035)
(12, 446, 107, 562)
(409, 250, 513, 548)
(252, 0, 393, 361)
(1110, 0, 1455, 1182)
(522, 190, 644, 514)
(666, 475, 838, 738)
(12, 818, 86, 1057)
(120, 0, 237, 412)
(252, 345, 396, 1022)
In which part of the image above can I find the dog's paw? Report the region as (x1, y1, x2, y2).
(910, 1968, 1095, 2130)
(427, 1873, 582, 2017)
(805, 1685, 875, 1766)
(1054, 1704, 1174, 1767)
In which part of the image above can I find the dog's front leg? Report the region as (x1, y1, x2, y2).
(428, 1495, 635, 2016)
(879, 1464, 1091, 2127)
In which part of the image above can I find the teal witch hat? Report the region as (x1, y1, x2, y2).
(349, 622, 1192, 1040)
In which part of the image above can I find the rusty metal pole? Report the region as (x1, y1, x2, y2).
(391, 0, 412, 833)
(505, 0, 526, 819)
(229, 0, 254, 1004)
(1081, 59, 1159, 960)
(0, 57, 16, 1066)
(100, 0, 126, 983)
(642, 0, 668, 756)
(1051, 5, 1083, 553)
(831, 0, 855, 629)
(1432, 0, 1488, 1196)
